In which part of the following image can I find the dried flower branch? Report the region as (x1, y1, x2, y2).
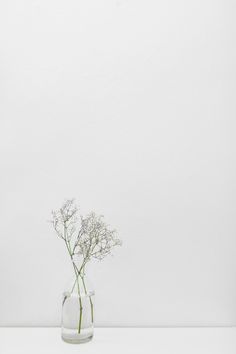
(50, 199, 122, 334)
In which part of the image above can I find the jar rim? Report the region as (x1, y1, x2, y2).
(63, 290, 95, 298)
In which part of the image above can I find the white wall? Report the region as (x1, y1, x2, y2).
(0, 0, 236, 327)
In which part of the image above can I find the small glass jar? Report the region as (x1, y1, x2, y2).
(61, 275, 95, 344)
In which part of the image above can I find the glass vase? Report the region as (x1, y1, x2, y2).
(61, 274, 95, 344)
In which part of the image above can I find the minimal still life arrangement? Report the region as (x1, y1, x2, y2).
(50, 199, 122, 344)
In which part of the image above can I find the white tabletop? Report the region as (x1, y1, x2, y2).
(0, 327, 235, 354)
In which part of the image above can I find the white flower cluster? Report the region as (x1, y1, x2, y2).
(51, 199, 122, 272)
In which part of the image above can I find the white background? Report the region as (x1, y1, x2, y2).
(0, 0, 236, 327)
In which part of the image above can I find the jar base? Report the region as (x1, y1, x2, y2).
(62, 334, 93, 344)
(62, 326, 94, 344)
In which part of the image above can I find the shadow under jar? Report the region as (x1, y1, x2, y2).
(61, 275, 95, 344)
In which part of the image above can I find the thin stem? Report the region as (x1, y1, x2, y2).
(70, 277, 77, 293)
(64, 238, 83, 334)
(71, 262, 83, 334)
(76, 278, 83, 334)
(81, 274, 94, 323)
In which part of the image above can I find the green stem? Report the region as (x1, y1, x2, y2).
(77, 280, 83, 334)
(70, 277, 77, 293)
(72, 263, 83, 334)
(64, 239, 83, 334)
(81, 274, 94, 323)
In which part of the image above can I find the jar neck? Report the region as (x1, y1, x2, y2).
(68, 272, 93, 296)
